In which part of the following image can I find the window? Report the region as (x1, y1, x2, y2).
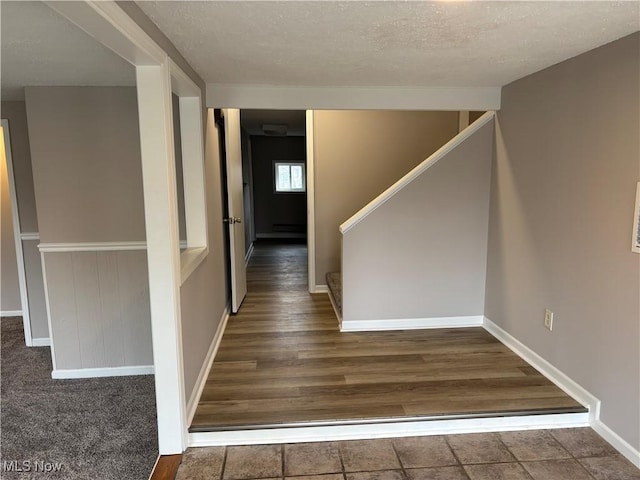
(275, 162, 305, 192)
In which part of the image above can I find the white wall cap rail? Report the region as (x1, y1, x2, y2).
(340, 111, 496, 234)
(39, 241, 147, 253)
(20, 232, 41, 241)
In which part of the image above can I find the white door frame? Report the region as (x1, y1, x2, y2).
(1, 119, 33, 345)
(305, 110, 321, 293)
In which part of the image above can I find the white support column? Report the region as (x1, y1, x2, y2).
(306, 110, 317, 293)
(135, 61, 187, 454)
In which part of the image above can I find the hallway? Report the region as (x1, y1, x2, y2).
(191, 242, 585, 431)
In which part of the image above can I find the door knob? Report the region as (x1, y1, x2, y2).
(223, 217, 242, 224)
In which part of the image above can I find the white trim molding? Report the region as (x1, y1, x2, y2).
(137, 61, 188, 455)
(340, 112, 495, 234)
(52, 365, 154, 379)
(39, 241, 147, 253)
(20, 232, 40, 241)
(190, 411, 588, 447)
(0, 310, 23, 317)
(592, 420, 640, 468)
(482, 317, 597, 415)
(206, 84, 501, 111)
(306, 110, 317, 294)
(31, 337, 51, 347)
(180, 247, 209, 285)
(310, 284, 329, 294)
(44, 1, 166, 66)
(341, 315, 484, 333)
(186, 306, 231, 425)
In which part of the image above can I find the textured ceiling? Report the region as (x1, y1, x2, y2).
(1, 1, 135, 101)
(136, 1, 639, 88)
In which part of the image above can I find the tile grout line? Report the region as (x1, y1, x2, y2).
(220, 446, 229, 480)
(544, 430, 599, 480)
(281, 444, 285, 479)
(390, 440, 409, 480)
(516, 462, 536, 480)
(443, 435, 465, 468)
(499, 429, 599, 480)
(442, 435, 473, 480)
(337, 442, 348, 480)
(494, 431, 518, 464)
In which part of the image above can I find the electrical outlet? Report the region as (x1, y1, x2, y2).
(544, 309, 554, 331)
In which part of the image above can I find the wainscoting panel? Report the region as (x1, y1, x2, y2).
(43, 249, 153, 371)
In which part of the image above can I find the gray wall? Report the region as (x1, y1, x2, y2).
(343, 120, 494, 321)
(25, 86, 152, 369)
(1, 101, 47, 338)
(485, 33, 640, 450)
(180, 110, 229, 400)
(314, 110, 459, 285)
(1, 128, 21, 313)
(25, 87, 146, 243)
(251, 136, 307, 237)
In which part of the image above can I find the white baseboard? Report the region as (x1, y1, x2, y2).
(327, 287, 342, 327)
(245, 243, 255, 267)
(482, 317, 598, 416)
(186, 305, 231, 425)
(189, 411, 588, 447)
(592, 419, 640, 468)
(52, 365, 154, 379)
(31, 337, 51, 347)
(310, 284, 329, 294)
(341, 315, 484, 332)
(483, 317, 640, 467)
(0, 310, 22, 317)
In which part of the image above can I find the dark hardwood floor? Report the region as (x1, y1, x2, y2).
(149, 455, 182, 480)
(191, 241, 584, 431)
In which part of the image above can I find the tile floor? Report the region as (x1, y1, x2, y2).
(175, 428, 640, 480)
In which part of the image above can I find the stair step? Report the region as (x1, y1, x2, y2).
(326, 272, 342, 314)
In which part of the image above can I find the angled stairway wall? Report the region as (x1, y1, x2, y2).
(340, 113, 495, 329)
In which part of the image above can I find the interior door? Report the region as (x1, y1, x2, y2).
(223, 109, 247, 312)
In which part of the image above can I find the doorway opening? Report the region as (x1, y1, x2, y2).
(220, 109, 309, 312)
